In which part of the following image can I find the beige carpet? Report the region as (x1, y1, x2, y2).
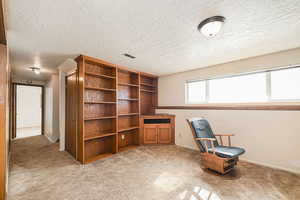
(8, 135, 300, 200)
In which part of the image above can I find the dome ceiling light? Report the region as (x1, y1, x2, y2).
(198, 16, 226, 38)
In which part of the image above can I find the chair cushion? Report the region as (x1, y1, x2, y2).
(191, 119, 219, 152)
(208, 146, 245, 158)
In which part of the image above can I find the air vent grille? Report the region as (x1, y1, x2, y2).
(123, 53, 136, 59)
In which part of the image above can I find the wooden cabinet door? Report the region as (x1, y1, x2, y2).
(157, 124, 171, 144)
(144, 124, 157, 144)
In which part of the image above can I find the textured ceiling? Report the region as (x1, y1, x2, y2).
(7, 0, 300, 81)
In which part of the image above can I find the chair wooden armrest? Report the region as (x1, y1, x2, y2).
(214, 134, 234, 146)
(195, 138, 216, 154)
(214, 134, 235, 136)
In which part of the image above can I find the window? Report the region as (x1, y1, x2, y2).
(271, 67, 300, 100)
(209, 73, 267, 103)
(186, 66, 300, 104)
(186, 81, 206, 103)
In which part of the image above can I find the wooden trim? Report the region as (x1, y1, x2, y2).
(140, 71, 158, 78)
(75, 55, 117, 68)
(117, 65, 139, 74)
(77, 56, 85, 163)
(157, 104, 300, 111)
(0, 44, 8, 200)
(0, 0, 6, 45)
(74, 55, 158, 78)
(66, 71, 76, 77)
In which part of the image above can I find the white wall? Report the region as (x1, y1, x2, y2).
(44, 83, 53, 139)
(157, 47, 300, 174)
(44, 74, 59, 142)
(58, 70, 66, 151)
(53, 74, 60, 141)
(16, 85, 42, 128)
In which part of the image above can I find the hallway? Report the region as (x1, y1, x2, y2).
(8, 136, 300, 200)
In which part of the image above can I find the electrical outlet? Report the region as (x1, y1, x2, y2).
(121, 135, 125, 140)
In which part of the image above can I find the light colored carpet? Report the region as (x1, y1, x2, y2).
(8, 135, 300, 200)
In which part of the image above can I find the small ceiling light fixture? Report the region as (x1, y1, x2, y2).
(198, 16, 226, 38)
(29, 66, 41, 74)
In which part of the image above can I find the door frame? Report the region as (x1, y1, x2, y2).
(64, 69, 78, 160)
(65, 71, 78, 159)
(12, 83, 45, 139)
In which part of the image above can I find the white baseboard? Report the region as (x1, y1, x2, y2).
(45, 134, 56, 143)
(175, 143, 300, 175)
(59, 145, 65, 151)
(240, 158, 300, 175)
(176, 143, 198, 151)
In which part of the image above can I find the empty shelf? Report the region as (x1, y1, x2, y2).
(118, 126, 139, 132)
(140, 89, 156, 93)
(85, 132, 117, 141)
(85, 101, 116, 104)
(85, 72, 116, 79)
(140, 83, 155, 87)
(118, 83, 139, 87)
(85, 86, 116, 92)
(118, 98, 139, 101)
(84, 116, 116, 121)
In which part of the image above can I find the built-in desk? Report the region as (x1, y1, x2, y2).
(140, 114, 175, 145)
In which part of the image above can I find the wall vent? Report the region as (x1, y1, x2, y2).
(123, 53, 136, 59)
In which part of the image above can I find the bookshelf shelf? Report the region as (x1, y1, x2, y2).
(118, 126, 139, 132)
(85, 72, 116, 79)
(85, 86, 116, 92)
(118, 113, 139, 116)
(84, 132, 117, 141)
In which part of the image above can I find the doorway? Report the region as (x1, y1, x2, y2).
(12, 84, 44, 139)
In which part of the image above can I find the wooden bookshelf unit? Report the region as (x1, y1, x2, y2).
(65, 55, 160, 164)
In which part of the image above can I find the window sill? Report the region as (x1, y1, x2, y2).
(156, 103, 300, 111)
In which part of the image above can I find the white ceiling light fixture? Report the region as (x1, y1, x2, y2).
(29, 66, 41, 74)
(198, 16, 226, 38)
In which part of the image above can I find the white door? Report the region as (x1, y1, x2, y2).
(16, 85, 42, 138)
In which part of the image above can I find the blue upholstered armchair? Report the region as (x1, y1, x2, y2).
(187, 118, 245, 174)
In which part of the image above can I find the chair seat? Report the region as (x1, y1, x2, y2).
(208, 146, 245, 158)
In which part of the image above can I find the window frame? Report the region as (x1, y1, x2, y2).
(185, 80, 208, 104)
(185, 65, 300, 104)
